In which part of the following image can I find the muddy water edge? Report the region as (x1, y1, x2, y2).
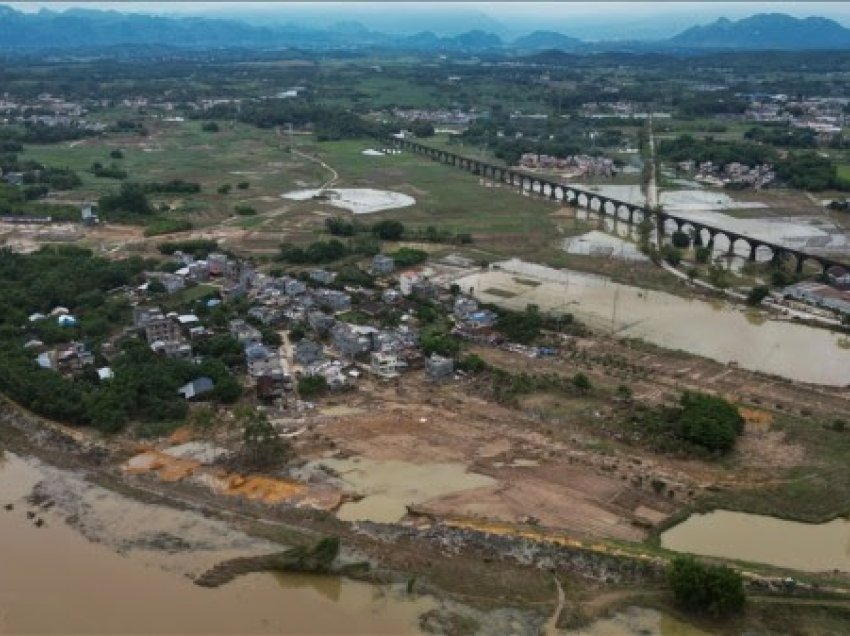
(0, 413, 550, 635)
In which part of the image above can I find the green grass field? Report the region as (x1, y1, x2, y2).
(288, 137, 566, 258)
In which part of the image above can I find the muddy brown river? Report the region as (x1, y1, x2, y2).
(0, 452, 434, 634)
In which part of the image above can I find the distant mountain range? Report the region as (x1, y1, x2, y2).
(670, 13, 850, 49)
(1, 7, 850, 54)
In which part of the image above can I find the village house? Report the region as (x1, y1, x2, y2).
(282, 277, 307, 296)
(178, 376, 214, 400)
(294, 339, 324, 366)
(229, 319, 261, 344)
(307, 310, 336, 335)
(247, 305, 283, 326)
(257, 369, 289, 400)
(314, 289, 351, 312)
(304, 360, 348, 390)
(332, 323, 377, 359)
(371, 254, 395, 275)
(370, 351, 407, 378)
(827, 266, 850, 290)
(426, 353, 454, 380)
(381, 288, 402, 304)
(783, 282, 850, 315)
(309, 269, 336, 285)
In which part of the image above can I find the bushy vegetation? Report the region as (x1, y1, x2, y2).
(158, 239, 220, 259)
(628, 391, 744, 455)
(99, 182, 154, 219)
(297, 375, 328, 397)
(668, 556, 745, 618)
(144, 218, 193, 237)
(390, 247, 428, 267)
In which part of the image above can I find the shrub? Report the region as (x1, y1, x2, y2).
(234, 205, 257, 216)
(572, 372, 591, 392)
(202, 122, 220, 132)
(671, 231, 691, 249)
(237, 181, 250, 189)
(746, 285, 770, 306)
(372, 219, 404, 240)
(218, 184, 232, 194)
(391, 247, 428, 267)
(144, 218, 193, 237)
(298, 375, 328, 398)
(668, 556, 745, 618)
(678, 391, 744, 454)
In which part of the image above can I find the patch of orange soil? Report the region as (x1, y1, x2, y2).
(123, 451, 200, 482)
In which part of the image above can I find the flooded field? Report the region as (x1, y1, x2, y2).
(455, 259, 850, 385)
(0, 452, 435, 634)
(282, 188, 415, 214)
(661, 509, 850, 572)
(562, 230, 650, 262)
(308, 457, 496, 523)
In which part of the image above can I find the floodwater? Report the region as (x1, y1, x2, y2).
(455, 259, 850, 385)
(567, 607, 708, 636)
(282, 188, 416, 214)
(562, 230, 650, 262)
(0, 452, 435, 634)
(313, 457, 496, 523)
(661, 509, 850, 572)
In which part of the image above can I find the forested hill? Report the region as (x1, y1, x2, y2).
(670, 14, 850, 50)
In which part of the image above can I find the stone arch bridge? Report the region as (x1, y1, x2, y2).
(390, 137, 846, 274)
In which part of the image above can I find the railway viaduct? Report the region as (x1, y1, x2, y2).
(390, 137, 847, 274)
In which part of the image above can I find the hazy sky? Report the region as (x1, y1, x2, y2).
(9, 2, 850, 39)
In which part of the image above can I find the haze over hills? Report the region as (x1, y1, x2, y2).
(2, 6, 850, 53)
(670, 13, 850, 50)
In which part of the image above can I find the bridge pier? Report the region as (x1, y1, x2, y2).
(748, 242, 758, 262)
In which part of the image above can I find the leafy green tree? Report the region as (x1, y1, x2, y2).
(668, 556, 745, 618)
(99, 182, 153, 218)
(497, 304, 543, 344)
(237, 407, 291, 470)
(391, 247, 428, 267)
(677, 391, 744, 454)
(372, 219, 404, 240)
(746, 285, 770, 306)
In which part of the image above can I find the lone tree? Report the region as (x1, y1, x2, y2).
(235, 407, 292, 470)
(677, 391, 744, 454)
(668, 556, 745, 618)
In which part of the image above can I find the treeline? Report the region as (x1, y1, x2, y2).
(325, 217, 471, 246)
(198, 99, 390, 141)
(660, 134, 849, 191)
(659, 134, 776, 166)
(459, 119, 625, 166)
(744, 125, 818, 149)
(0, 122, 100, 144)
(97, 180, 201, 221)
